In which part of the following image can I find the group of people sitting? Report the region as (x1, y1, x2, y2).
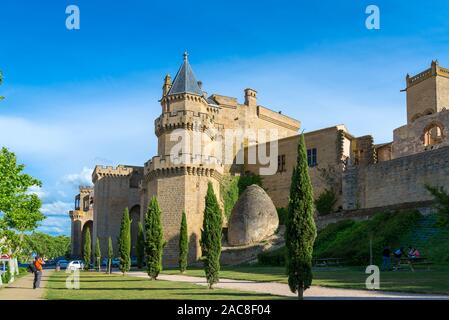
(381, 246, 421, 271)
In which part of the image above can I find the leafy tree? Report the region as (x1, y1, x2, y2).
(136, 222, 145, 269)
(145, 196, 164, 280)
(285, 134, 317, 300)
(118, 208, 131, 275)
(24, 233, 70, 259)
(426, 185, 449, 227)
(179, 211, 188, 273)
(83, 228, 91, 270)
(237, 173, 262, 196)
(107, 237, 113, 274)
(315, 189, 337, 216)
(0, 147, 44, 258)
(201, 182, 223, 289)
(95, 237, 101, 272)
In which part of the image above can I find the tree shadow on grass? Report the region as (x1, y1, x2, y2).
(48, 287, 203, 291)
(49, 279, 144, 283)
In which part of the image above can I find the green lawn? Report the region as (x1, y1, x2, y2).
(45, 271, 287, 300)
(163, 265, 449, 295)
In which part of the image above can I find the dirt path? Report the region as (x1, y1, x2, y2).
(124, 271, 449, 300)
(0, 271, 53, 300)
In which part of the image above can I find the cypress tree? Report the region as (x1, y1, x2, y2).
(285, 134, 317, 300)
(201, 182, 223, 289)
(83, 228, 91, 271)
(145, 196, 164, 280)
(136, 222, 145, 269)
(107, 237, 113, 274)
(179, 211, 188, 273)
(118, 208, 131, 275)
(95, 237, 101, 272)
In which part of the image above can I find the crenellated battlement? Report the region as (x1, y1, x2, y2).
(161, 92, 209, 106)
(69, 209, 93, 222)
(407, 61, 449, 88)
(144, 154, 224, 181)
(92, 165, 139, 183)
(155, 110, 223, 137)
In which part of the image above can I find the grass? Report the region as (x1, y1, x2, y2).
(163, 264, 449, 295)
(45, 271, 287, 300)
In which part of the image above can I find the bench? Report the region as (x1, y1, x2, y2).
(396, 257, 433, 272)
(313, 258, 344, 267)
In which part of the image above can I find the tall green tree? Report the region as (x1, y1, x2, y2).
(95, 237, 101, 272)
(285, 134, 317, 300)
(136, 222, 145, 269)
(179, 211, 188, 273)
(118, 208, 131, 275)
(107, 237, 113, 274)
(201, 182, 223, 289)
(0, 147, 44, 258)
(145, 196, 164, 280)
(83, 228, 91, 270)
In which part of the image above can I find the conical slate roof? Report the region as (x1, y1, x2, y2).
(168, 52, 203, 96)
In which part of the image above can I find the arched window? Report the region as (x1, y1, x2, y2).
(423, 123, 444, 146)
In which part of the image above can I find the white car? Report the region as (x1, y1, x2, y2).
(67, 260, 84, 271)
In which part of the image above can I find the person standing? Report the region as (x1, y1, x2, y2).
(381, 246, 391, 271)
(33, 256, 45, 289)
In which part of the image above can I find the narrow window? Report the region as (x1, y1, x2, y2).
(277, 154, 286, 172)
(307, 148, 317, 167)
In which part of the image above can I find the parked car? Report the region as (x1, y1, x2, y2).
(111, 258, 120, 267)
(67, 260, 84, 271)
(57, 259, 69, 269)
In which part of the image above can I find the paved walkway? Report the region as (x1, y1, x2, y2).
(125, 271, 449, 300)
(0, 271, 52, 300)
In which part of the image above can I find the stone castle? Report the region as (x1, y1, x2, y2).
(69, 56, 449, 266)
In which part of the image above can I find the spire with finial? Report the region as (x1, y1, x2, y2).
(167, 52, 203, 96)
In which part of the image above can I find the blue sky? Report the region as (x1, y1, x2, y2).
(1, 0, 449, 235)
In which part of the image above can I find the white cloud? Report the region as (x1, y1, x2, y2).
(41, 201, 73, 216)
(27, 185, 48, 199)
(61, 167, 93, 187)
(37, 215, 71, 236)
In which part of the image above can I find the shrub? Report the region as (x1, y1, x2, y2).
(313, 210, 422, 265)
(315, 189, 337, 216)
(425, 184, 449, 227)
(257, 246, 286, 266)
(237, 174, 262, 196)
(1, 270, 11, 284)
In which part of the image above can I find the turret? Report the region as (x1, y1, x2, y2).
(244, 88, 257, 107)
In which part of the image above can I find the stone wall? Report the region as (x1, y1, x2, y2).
(342, 146, 449, 210)
(92, 165, 143, 257)
(392, 109, 449, 159)
(244, 125, 348, 209)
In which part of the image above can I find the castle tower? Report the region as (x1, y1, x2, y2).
(92, 165, 143, 257)
(144, 53, 224, 266)
(69, 186, 94, 257)
(405, 60, 449, 123)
